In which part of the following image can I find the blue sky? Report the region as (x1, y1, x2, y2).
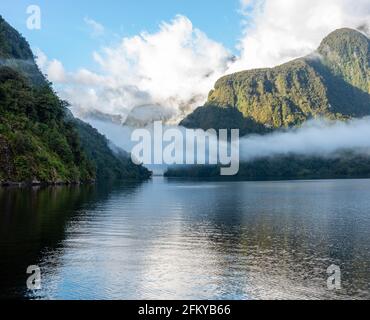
(2, 0, 367, 132)
(1, 0, 243, 70)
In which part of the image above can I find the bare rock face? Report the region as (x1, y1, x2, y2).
(0, 135, 16, 183)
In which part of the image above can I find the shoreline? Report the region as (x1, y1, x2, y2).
(0, 176, 153, 188)
(3, 175, 370, 188)
(163, 175, 370, 182)
(0, 180, 95, 188)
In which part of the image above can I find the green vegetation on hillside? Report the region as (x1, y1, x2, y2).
(75, 119, 152, 181)
(165, 152, 370, 180)
(0, 66, 151, 185)
(174, 28, 370, 180)
(183, 28, 370, 131)
(180, 105, 270, 135)
(318, 28, 370, 94)
(0, 15, 45, 86)
(0, 15, 151, 185)
(0, 67, 94, 183)
(0, 16, 33, 60)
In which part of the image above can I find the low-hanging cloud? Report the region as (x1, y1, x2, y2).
(241, 118, 370, 161)
(88, 117, 370, 175)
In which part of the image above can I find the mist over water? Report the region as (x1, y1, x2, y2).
(240, 117, 370, 161)
(86, 117, 370, 175)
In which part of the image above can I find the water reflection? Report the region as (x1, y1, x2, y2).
(0, 182, 144, 299)
(0, 178, 369, 300)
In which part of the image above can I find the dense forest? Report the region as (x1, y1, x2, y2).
(165, 152, 370, 180)
(0, 66, 94, 183)
(182, 28, 370, 130)
(169, 28, 370, 179)
(180, 105, 271, 136)
(75, 119, 151, 181)
(0, 15, 151, 185)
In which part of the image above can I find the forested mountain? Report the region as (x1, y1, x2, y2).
(0, 16, 45, 85)
(317, 28, 369, 94)
(181, 28, 369, 131)
(165, 153, 370, 180)
(169, 28, 370, 179)
(180, 105, 270, 135)
(75, 119, 151, 181)
(0, 15, 151, 185)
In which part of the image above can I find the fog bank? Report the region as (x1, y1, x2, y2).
(240, 118, 370, 161)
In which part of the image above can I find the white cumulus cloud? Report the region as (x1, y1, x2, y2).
(35, 49, 66, 82)
(37, 15, 233, 125)
(36, 3, 370, 127)
(231, 0, 370, 71)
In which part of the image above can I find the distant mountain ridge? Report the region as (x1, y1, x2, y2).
(181, 28, 370, 131)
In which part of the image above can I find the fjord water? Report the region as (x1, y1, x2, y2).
(0, 178, 369, 300)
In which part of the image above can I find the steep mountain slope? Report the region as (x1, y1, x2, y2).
(172, 28, 370, 179)
(0, 16, 45, 85)
(0, 66, 94, 184)
(317, 28, 369, 94)
(75, 119, 152, 181)
(182, 28, 370, 131)
(0, 15, 151, 185)
(165, 152, 370, 180)
(180, 105, 270, 135)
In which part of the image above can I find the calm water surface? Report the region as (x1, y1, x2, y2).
(0, 178, 369, 300)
